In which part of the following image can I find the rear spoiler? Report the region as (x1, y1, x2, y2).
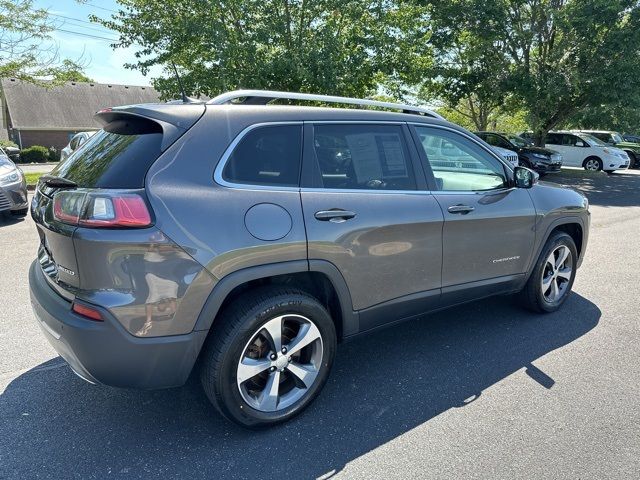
(95, 104, 205, 151)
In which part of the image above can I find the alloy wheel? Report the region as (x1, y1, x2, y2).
(541, 245, 573, 303)
(236, 314, 323, 412)
(585, 159, 600, 171)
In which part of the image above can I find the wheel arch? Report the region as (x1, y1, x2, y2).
(528, 217, 587, 276)
(193, 260, 358, 340)
(582, 155, 602, 169)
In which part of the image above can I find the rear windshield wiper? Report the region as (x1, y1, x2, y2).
(40, 175, 77, 189)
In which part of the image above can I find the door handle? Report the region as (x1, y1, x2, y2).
(447, 204, 475, 214)
(314, 209, 357, 222)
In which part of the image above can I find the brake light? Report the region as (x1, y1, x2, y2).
(72, 302, 103, 321)
(53, 191, 152, 228)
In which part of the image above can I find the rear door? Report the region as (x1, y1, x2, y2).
(546, 133, 580, 166)
(410, 125, 536, 296)
(300, 122, 443, 330)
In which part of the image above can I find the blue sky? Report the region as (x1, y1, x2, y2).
(33, 0, 163, 86)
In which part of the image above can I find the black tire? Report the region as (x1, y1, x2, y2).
(626, 151, 637, 169)
(11, 207, 28, 216)
(519, 232, 578, 313)
(200, 286, 337, 428)
(582, 157, 602, 172)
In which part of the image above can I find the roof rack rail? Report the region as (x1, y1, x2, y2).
(207, 89, 443, 119)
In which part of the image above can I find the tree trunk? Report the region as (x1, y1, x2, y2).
(533, 130, 548, 147)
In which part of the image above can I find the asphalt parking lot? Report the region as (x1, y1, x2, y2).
(1, 169, 639, 479)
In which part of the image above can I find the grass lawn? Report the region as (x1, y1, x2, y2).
(24, 172, 43, 187)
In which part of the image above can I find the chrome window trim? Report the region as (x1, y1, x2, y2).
(213, 121, 303, 192)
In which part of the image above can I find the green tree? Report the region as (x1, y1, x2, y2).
(425, 0, 640, 145)
(415, 3, 514, 131)
(94, 0, 430, 100)
(0, 0, 87, 83)
(52, 60, 94, 83)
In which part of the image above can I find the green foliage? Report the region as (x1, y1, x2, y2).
(438, 104, 529, 133)
(47, 146, 60, 161)
(422, 0, 640, 144)
(0, 1, 88, 84)
(52, 60, 94, 83)
(0, 139, 18, 149)
(94, 1, 429, 100)
(19, 145, 50, 163)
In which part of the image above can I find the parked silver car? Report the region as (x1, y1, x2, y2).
(0, 148, 28, 216)
(60, 131, 96, 161)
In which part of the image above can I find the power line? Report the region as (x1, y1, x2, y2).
(53, 27, 118, 42)
(48, 13, 116, 35)
(80, 1, 118, 14)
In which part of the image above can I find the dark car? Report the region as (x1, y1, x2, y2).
(623, 133, 640, 143)
(29, 90, 589, 428)
(475, 131, 562, 174)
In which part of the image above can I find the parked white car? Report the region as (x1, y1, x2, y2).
(491, 146, 519, 168)
(543, 131, 629, 172)
(60, 131, 96, 161)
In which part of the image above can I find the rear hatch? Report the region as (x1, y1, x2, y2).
(32, 103, 205, 299)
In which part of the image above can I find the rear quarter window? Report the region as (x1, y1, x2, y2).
(52, 117, 163, 189)
(221, 124, 302, 187)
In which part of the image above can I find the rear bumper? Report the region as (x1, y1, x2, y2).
(29, 261, 208, 389)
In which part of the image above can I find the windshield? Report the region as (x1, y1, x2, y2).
(611, 132, 624, 143)
(578, 133, 607, 147)
(507, 135, 532, 147)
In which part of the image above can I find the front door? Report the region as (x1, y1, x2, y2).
(300, 122, 444, 327)
(411, 125, 536, 294)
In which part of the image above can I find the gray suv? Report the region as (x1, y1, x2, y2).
(29, 90, 590, 428)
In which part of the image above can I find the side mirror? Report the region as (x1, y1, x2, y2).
(575, 141, 585, 147)
(514, 166, 538, 189)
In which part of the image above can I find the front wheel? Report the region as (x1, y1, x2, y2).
(200, 287, 337, 428)
(583, 157, 602, 172)
(519, 232, 577, 313)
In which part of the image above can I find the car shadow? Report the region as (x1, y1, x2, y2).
(0, 293, 600, 479)
(544, 169, 640, 207)
(0, 213, 26, 227)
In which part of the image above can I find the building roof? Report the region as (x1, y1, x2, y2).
(0, 78, 161, 130)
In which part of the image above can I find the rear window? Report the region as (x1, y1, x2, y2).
(222, 125, 302, 187)
(52, 117, 163, 188)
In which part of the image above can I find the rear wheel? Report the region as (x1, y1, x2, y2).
(583, 157, 602, 172)
(520, 232, 577, 313)
(200, 287, 337, 428)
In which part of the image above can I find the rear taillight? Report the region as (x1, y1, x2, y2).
(53, 190, 152, 228)
(72, 302, 103, 321)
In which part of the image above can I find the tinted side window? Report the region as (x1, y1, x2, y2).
(546, 134, 562, 145)
(312, 124, 416, 190)
(484, 134, 510, 149)
(222, 125, 302, 187)
(414, 126, 507, 192)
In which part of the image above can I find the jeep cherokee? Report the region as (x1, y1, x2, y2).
(29, 90, 590, 428)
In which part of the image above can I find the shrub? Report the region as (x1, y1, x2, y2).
(0, 139, 18, 149)
(48, 146, 61, 162)
(19, 145, 50, 163)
